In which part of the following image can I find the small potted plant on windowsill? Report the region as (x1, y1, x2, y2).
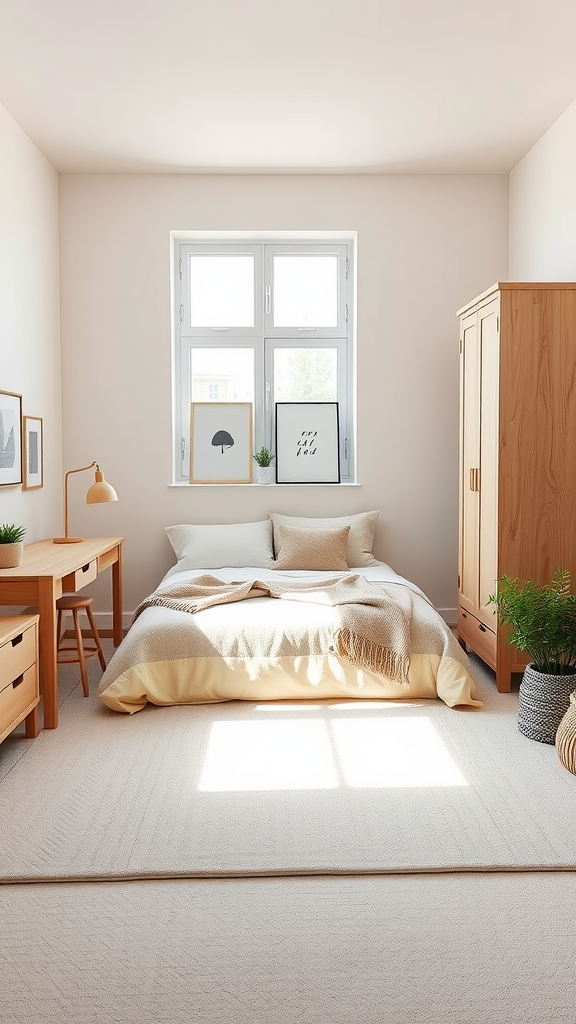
(0, 523, 26, 569)
(488, 569, 576, 743)
(253, 447, 275, 485)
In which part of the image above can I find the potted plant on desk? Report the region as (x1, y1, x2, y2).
(488, 569, 576, 744)
(253, 447, 275, 485)
(0, 523, 26, 568)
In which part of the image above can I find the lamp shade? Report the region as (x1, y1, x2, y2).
(86, 470, 118, 505)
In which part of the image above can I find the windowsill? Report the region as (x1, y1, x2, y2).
(169, 482, 362, 487)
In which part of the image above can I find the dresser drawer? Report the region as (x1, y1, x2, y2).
(62, 559, 98, 592)
(0, 664, 38, 734)
(458, 606, 497, 668)
(0, 622, 37, 691)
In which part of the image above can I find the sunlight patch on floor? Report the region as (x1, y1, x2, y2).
(197, 720, 339, 791)
(330, 717, 468, 788)
(197, 715, 468, 791)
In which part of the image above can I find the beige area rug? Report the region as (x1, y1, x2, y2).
(2, 872, 576, 1024)
(0, 645, 575, 882)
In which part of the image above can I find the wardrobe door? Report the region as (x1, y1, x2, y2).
(477, 298, 500, 628)
(458, 312, 480, 616)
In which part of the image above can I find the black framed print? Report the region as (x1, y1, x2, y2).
(275, 402, 340, 484)
(0, 390, 23, 487)
(23, 415, 43, 490)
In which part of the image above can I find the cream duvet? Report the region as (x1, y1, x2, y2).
(98, 561, 481, 713)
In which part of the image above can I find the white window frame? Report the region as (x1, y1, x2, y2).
(173, 238, 354, 483)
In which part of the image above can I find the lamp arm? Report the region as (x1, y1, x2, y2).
(63, 462, 98, 539)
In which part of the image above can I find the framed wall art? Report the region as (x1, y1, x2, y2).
(0, 390, 23, 487)
(275, 402, 340, 484)
(190, 402, 253, 483)
(23, 415, 43, 490)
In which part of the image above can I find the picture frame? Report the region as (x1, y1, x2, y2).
(275, 402, 340, 484)
(23, 415, 43, 490)
(190, 402, 253, 483)
(0, 390, 23, 487)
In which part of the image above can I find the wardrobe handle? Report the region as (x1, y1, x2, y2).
(469, 468, 475, 491)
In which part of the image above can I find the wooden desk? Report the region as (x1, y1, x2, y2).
(0, 537, 123, 729)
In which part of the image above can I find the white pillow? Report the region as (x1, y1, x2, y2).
(269, 510, 380, 567)
(165, 521, 274, 569)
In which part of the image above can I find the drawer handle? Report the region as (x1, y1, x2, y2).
(12, 674, 24, 688)
(461, 612, 467, 619)
(478, 624, 487, 632)
(81, 563, 91, 573)
(11, 633, 23, 647)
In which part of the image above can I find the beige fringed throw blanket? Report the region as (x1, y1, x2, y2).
(133, 574, 412, 685)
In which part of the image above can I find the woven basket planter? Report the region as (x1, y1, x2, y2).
(556, 693, 576, 774)
(0, 542, 23, 569)
(518, 664, 576, 744)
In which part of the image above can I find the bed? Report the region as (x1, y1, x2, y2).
(98, 513, 481, 715)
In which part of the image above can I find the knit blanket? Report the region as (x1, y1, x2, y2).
(133, 573, 412, 685)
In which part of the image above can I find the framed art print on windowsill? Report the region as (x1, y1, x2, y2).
(190, 402, 253, 483)
(275, 402, 340, 484)
(0, 390, 23, 487)
(23, 415, 43, 490)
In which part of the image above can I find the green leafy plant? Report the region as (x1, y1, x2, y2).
(488, 569, 576, 675)
(0, 523, 26, 544)
(253, 447, 275, 467)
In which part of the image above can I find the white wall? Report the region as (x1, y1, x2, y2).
(0, 103, 61, 540)
(510, 97, 576, 279)
(58, 173, 508, 619)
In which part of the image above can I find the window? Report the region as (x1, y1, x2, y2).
(173, 239, 354, 482)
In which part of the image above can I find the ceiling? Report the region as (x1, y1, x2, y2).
(0, 0, 575, 174)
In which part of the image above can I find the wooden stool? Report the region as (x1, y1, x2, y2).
(56, 595, 106, 697)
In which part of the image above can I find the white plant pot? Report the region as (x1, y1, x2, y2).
(256, 465, 275, 485)
(0, 542, 23, 569)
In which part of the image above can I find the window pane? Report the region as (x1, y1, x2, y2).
(190, 348, 254, 402)
(274, 348, 337, 402)
(189, 255, 254, 327)
(273, 255, 338, 327)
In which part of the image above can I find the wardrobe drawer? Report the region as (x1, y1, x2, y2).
(62, 559, 98, 592)
(0, 664, 38, 734)
(0, 622, 37, 691)
(458, 607, 497, 668)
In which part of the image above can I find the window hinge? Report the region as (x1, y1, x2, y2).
(179, 258, 183, 279)
(180, 304, 184, 323)
(459, 338, 462, 354)
(496, 316, 499, 332)
(345, 256, 349, 280)
(458, 574, 461, 588)
(345, 303, 348, 324)
(181, 437, 186, 462)
(344, 437, 348, 460)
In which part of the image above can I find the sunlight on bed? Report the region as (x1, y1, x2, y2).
(197, 716, 468, 791)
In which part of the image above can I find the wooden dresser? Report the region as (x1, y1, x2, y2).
(0, 614, 40, 744)
(457, 283, 576, 692)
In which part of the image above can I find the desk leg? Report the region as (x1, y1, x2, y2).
(38, 577, 58, 730)
(112, 544, 123, 647)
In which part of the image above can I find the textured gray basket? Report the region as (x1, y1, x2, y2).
(518, 665, 576, 744)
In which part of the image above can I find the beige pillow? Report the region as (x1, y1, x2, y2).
(269, 511, 379, 567)
(272, 524, 350, 571)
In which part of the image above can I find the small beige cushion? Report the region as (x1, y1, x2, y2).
(269, 511, 379, 567)
(272, 525, 350, 571)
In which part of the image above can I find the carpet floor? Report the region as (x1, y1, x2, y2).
(1, 643, 575, 882)
(2, 646, 576, 1022)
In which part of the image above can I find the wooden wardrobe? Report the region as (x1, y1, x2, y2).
(457, 283, 576, 692)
